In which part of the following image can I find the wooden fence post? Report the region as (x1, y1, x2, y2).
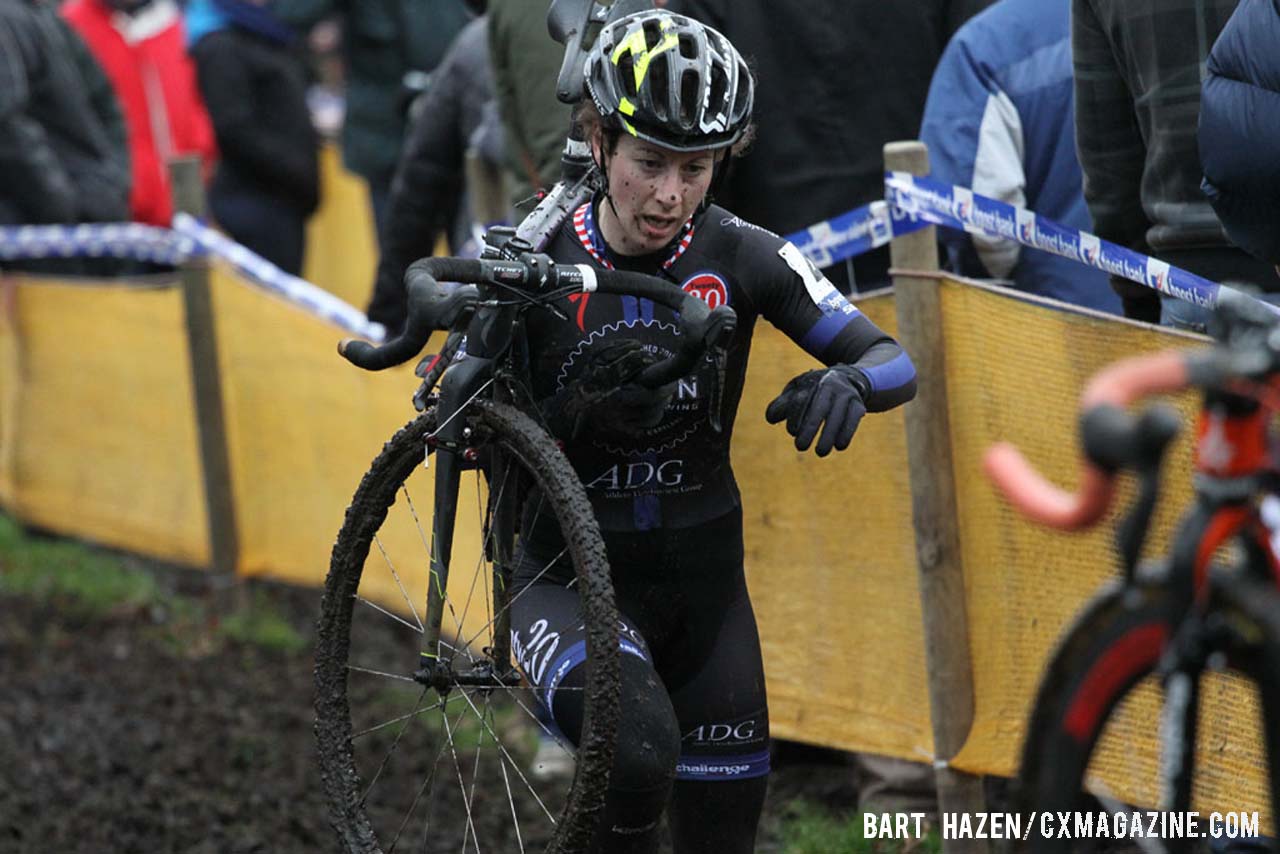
(885, 140, 987, 851)
(170, 157, 239, 580)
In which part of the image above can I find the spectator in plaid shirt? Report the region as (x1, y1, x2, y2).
(1072, 0, 1280, 330)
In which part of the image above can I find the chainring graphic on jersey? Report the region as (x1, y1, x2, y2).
(556, 318, 708, 456)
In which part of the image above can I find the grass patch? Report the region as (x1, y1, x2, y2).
(0, 513, 306, 655)
(778, 803, 941, 854)
(218, 591, 307, 653)
(0, 514, 161, 614)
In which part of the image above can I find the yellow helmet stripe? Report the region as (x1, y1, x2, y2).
(611, 20, 679, 93)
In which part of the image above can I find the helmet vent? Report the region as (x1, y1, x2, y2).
(678, 33, 698, 59)
(680, 70, 699, 126)
(618, 53, 638, 98)
(708, 64, 728, 116)
(642, 18, 663, 50)
(649, 58, 671, 120)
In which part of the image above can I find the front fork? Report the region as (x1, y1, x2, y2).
(416, 299, 523, 692)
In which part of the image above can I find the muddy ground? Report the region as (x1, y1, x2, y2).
(0, 554, 865, 854)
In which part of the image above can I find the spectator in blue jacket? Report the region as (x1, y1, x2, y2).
(919, 0, 1120, 314)
(1199, 0, 1280, 269)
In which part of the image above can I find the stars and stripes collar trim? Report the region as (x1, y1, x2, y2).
(572, 201, 696, 271)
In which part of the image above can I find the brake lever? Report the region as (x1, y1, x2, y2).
(707, 345, 728, 433)
(702, 307, 736, 433)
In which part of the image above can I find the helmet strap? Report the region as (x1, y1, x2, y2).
(699, 149, 733, 212)
(592, 135, 624, 224)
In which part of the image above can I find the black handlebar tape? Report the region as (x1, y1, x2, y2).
(339, 258, 484, 371)
(587, 268, 712, 320)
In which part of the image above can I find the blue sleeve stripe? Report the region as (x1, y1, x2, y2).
(675, 750, 771, 781)
(861, 350, 917, 394)
(799, 312, 856, 356)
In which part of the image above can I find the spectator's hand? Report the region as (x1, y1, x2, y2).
(765, 365, 868, 456)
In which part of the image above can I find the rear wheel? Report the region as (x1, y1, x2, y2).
(315, 401, 620, 853)
(1016, 578, 1280, 853)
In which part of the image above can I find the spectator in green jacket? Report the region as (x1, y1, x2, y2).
(487, 0, 572, 217)
(269, 0, 472, 242)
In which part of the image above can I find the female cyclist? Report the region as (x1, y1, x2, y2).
(510, 10, 918, 852)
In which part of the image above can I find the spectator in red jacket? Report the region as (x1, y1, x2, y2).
(62, 0, 217, 226)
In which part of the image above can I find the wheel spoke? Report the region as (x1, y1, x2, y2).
(359, 686, 432, 810)
(355, 591, 425, 635)
(371, 532, 426, 632)
(352, 697, 448, 741)
(453, 685, 558, 823)
(461, 543, 569, 653)
(442, 702, 484, 850)
(499, 748, 527, 853)
(387, 697, 468, 853)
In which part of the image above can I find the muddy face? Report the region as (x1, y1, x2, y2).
(595, 135, 717, 256)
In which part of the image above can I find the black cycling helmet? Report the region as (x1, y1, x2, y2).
(583, 10, 754, 152)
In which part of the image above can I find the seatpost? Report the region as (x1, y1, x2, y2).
(511, 121, 599, 252)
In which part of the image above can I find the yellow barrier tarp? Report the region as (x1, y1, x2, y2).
(2, 260, 1272, 819)
(209, 262, 414, 582)
(942, 279, 1270, 819)
(737, 295, 932, 761)
(0, 274, 209, 566)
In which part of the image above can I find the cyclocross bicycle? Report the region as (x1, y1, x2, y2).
(313, 229, 735, 854)
(986, 293, 1280, 852)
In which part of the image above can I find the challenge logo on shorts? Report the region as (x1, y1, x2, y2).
(681, 271, 730, 309)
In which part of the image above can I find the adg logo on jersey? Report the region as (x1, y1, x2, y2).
(585, 459, 685, 491)
(681, 271, 729, 309)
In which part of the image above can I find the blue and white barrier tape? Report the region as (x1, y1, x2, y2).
(784, 200, 927, 268)
(883, 171, 1274, 313)
(0, 218, 384, 341)
(5, 172, 1265, 330)
(171, 214, 385, 342)
(0, 223, 198, 266)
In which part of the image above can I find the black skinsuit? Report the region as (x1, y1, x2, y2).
(509, 198, 916, 853)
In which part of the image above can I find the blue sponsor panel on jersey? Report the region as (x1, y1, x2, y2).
(777, 242, 864, 355)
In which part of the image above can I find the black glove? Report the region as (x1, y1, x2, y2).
(765, 364, 868, 457)
(550, 339, 676, 439)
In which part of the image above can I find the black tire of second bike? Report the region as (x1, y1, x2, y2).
(1014, 577, 1280, 854)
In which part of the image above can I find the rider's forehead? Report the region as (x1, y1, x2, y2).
(626, 138, 716, 164)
